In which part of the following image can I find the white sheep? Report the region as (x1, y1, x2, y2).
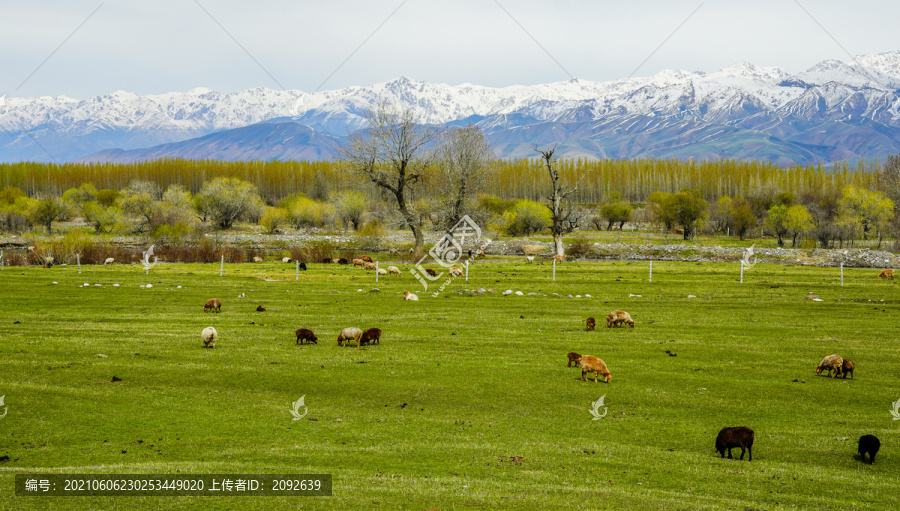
(403, 291, 419, 301)
(525, 256, 534, 264)
(201, 326, 218, 348)
(104, 257, 114, 265)
(449, 267, 463, 276)
(387, 266, 401, 276)
(336, 327, 362, 347)
(253, 256, 263, 263)
(282, 257, 292, 263)
(377, 268, 388, 276)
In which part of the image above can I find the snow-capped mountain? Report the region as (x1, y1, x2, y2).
(3, 51, 900, 164)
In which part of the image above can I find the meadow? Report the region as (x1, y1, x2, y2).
(0, 258, 898, 510)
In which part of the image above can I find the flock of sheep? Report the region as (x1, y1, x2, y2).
(571, 306, 881, 464)
(197, 254, 885, 465)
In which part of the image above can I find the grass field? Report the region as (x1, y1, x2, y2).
(0, 259, 898, 510)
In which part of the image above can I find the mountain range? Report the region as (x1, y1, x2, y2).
(2, 51, 900, 166)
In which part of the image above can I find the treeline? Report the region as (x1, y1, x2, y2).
(0, 157, 880, 204)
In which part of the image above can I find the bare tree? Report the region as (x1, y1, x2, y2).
(437, 125, 495, 229)
(536, 146, 584, 256)
(339, 101, 438, 252)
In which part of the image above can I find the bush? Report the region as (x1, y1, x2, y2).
(260, 207, 289, 234)
(502, 200, 550, 236)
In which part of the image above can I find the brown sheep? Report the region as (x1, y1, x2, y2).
(716, 426, 754, 461)
(338, 258, 349, 265)
(553, 254, 565, 263)
(449, 267, 464, 276)
(256, 305, 267, 312)
(841, 359, 855, 379)
(425, 268, 438, 277)
(607, 310, 634, 328)
(586, 317, 596, 331)
(878, 269, 894, 279)
(566, 352, 581, 367)
(352, 259, 365, 267)
(253, 256, 264, 263)
(576, 355, 611, 383)
(359, 327, 382, 346)
(360, 255, 374, 263)
(816, 354, 843, 378)
(363, 261, 376, 270)
(337, 327, 363, 347)
(295, 328, 318, 345)
(204, 298, 222, 313)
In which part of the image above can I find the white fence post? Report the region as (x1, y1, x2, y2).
(465, 260, 469, 282)
(220, 255, 224, 277)
(552, 258, 557, 282)
(77, 253, 81, 274)
(1, 250, 4, 270)
(375, 262, 379, 283)
(649, 260, 653, 283)
(740, 260, 744, 283)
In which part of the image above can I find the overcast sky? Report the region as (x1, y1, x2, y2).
(2, 0, 898, 98)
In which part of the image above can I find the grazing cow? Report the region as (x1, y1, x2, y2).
(337, 327, 363, 347)
(586, 317, 596, 331)
(361, 255, 374, 263)
(352, 259, 365, 267)
(816, 354, 843, 378)
(878, 269, 894, 280)
(858, 435, 880, 464)
(841, 359, 855, 379)
(204, 298, 222, 313)
(403, 291, 419, 301)
(566, 352, 581, 367)
(295, 328, 318, 345)
(299, 262, 307, 271)
(576, 355, 611, 383)
(359, 327, 382, 346)
(425, 268, 438, 277)
(716, 426, 754, 461)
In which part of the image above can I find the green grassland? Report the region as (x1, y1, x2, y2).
(0, 259, 898, 510)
